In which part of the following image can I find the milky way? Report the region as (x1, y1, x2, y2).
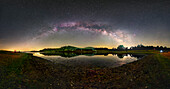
(32, 22, 134, 45)
(1, 0, 170, 51)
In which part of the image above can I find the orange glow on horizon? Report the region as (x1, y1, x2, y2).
(2, 44, 169, 51)
(1, 45, 116, 51)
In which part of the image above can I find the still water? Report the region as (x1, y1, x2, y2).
(32, 52, 145, 68)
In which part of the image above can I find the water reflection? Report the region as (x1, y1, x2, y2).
(31, 52, 146, 68)
(40, 52, 145, 59)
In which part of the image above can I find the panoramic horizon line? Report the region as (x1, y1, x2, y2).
(1, 44, 170, 51)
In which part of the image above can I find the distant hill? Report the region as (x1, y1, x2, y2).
(40, 46, 96, 53)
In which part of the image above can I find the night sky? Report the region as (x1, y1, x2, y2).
(1, 0, 170, 51)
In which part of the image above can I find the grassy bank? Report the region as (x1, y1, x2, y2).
(96, 50, 160, 54)
(0, 51, 169, 88)
(74, 53, 169, 89)
(40, 50, 159, 57)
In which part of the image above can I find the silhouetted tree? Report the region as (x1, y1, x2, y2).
(164, 46, 167, 49)
(160, 46, 163, 49)
(125, 47, 128, 51)
(117, 45, 125, 50)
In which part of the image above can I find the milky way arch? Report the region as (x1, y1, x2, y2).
(32, 22, 134, 45)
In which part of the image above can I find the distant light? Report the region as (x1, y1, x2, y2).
(160, 50, 163, 53)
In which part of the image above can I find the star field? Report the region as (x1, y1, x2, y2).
(0, 0, 170, 51)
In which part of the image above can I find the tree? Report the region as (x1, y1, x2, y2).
(160, 46, 163, 49)
(117, 45, 125, 50)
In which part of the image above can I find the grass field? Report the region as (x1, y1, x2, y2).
(0, 51, 169, 88)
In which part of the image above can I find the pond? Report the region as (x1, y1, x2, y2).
(32, 52, 145, 68)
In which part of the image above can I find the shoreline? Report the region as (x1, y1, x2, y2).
(0, 51, 169, 88)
